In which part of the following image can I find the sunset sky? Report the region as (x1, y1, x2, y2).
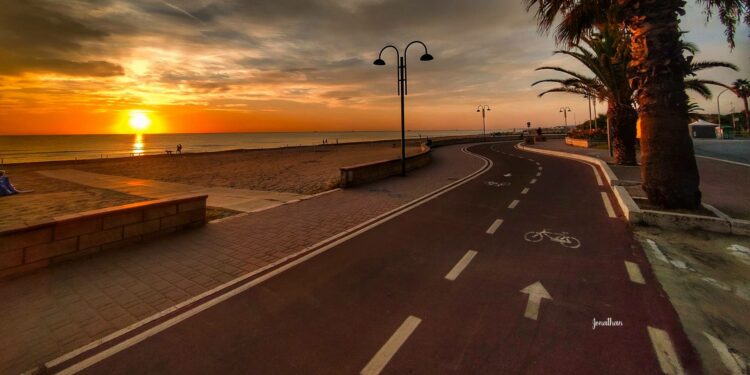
(0, 0, 747, 135)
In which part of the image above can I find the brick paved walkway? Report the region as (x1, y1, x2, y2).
(36, 169, 307, 213)
(0, 143, 484, 374)
(529, 139, 750, 220)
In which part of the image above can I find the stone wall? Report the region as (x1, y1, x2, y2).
(0, 194, 207, 279)
(339, 147, 432, 188)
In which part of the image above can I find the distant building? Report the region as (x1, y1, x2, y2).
(688, 119, 719, 138)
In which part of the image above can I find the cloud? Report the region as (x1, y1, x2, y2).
(0, 0, 124, 77)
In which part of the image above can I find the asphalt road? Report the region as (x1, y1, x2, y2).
(70, 142, 701, 375)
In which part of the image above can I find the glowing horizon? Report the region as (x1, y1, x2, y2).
(0, 1, 747, 136)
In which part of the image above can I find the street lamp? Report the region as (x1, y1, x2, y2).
(373, 41, 434, 176)
(559, 107, 572, 127)
(476, 105, 491, 137)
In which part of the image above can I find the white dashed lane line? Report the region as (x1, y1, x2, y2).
(445, 250, 478, 281)
(508, 200, 520, 209)
(601, 192, 616, 218)
(521, 188, 529, 195)
(530, 179, 537, 184)
(647, 326, 685, 375)
(624, 261, 645, 284)
(361, 316, 422, 375)
(535, 172, 541, 177)
(486, 219, 503, 235)
(589, 164, 603, 186)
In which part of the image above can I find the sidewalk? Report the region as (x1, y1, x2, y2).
(530, 139, 750, 220)
(36, 169, 307, 213)
(0, 144, 484, 374)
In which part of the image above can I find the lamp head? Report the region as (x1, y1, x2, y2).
(419, 53, 434, 62)
(373, 58, 386, 66)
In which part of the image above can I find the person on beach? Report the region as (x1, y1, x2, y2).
(177, 144, 183, 154)
(0, 170, 19, 196)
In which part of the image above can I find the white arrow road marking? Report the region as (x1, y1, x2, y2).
(486, 219, 503, 235)
(530, 178, 537, 184)
(361, 316, 422, 375)
(508, 200, 520, 209)
(624, 261, 645, 284)
(521, 188, 529, 195)
(647, 326, 685, 375)
(601, 192, 616, 218)
(520, 282, 552, 320)
(445, 250, 478, 281)
(703, 332, 747, 374)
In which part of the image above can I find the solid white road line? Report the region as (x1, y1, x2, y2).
(508, 200, 520, 209)
(624, 261, 645, 284)
(48, 145, 501, 375)
(361, 316, 422, 375)
(486, 219, 503, 235)
(703, 332, 747, 374)
(521, 188, 530, 195)
(696, 154, 750, 167)
(590, 164, 603, 186)
(445, 250, 478, 281)
(530, 178, 537, 184)
(647, 326, 685, 375)
(601, 192, 616, 218)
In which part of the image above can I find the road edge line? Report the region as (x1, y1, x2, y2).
(41, 143, 496, 375)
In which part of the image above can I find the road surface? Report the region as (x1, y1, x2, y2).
(54, 142, 701, 374)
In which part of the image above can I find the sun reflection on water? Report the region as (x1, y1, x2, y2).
(132, 134, 145, 156)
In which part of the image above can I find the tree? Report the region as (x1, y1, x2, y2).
(532, 27, 638, 165)
(523, 0, 750, 209)
(532, 30, 736, 166)
(731, 79, 750, 131)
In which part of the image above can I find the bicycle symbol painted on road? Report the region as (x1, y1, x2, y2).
(524, 230, 581, 249)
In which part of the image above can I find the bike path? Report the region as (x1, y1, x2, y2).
(74, 142, 699, 374)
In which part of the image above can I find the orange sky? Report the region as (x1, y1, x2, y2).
(0, 1, 747, 135)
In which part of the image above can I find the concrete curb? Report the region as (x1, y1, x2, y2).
(517, 143, 749, 237)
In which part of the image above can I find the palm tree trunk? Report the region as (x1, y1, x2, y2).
(742, 96, 749, 131)
(608, 102, 638, 165)
(625, 0, 701, 208)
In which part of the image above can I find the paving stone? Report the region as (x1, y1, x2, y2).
(0, 144, 482, 373)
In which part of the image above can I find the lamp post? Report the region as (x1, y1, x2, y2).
(559, 107, 572, 127)
(476, 105, 491, 137)
(717, 88, 730, 127)
(373, 41, 434, 176)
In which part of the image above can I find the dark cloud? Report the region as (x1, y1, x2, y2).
(0, 0, 124, 76)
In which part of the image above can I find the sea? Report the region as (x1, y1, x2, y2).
(0, 130, 484, 164)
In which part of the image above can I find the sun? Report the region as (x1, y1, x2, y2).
(128, 110, 152, 132)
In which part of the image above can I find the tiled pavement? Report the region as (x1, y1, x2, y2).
(0, 143, 485, 374)
(36, 169, 307, 213)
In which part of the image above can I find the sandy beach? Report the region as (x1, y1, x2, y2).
(0, 141, 423, 230)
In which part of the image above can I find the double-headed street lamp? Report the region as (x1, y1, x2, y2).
(559, 107, 572, 127)
(476, 105, 491, 137)
(374, 41, 434, 176)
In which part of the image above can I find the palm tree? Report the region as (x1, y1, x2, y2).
(532, 31, 736, 166)
(533, 28, 638, 165)
(523, 0, 750, 209)
(731, 79, 750, 131)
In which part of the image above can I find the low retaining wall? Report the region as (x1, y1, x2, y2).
(0, 194, 207, 279)
(564, 137, 605, 148)
(340, 146, 432, 188)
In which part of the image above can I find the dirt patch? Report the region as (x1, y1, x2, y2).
(635, 226, 750, 374)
